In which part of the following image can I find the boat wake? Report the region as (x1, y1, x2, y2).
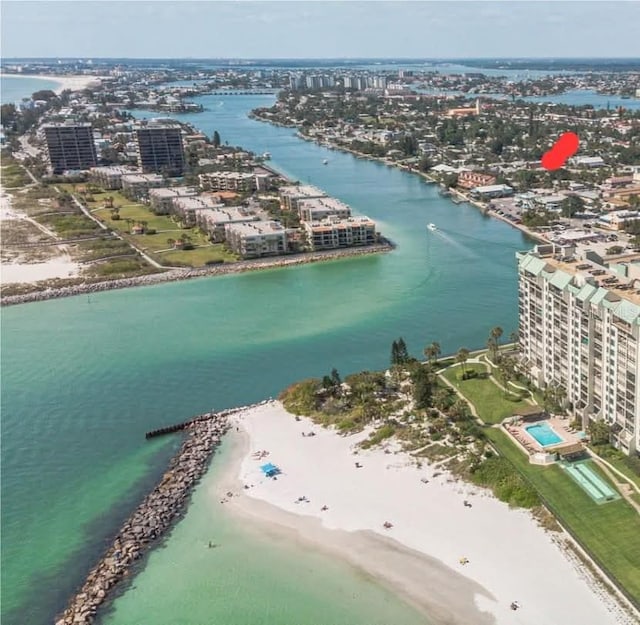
(429, 228, 479, 258)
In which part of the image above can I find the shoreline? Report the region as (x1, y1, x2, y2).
(0, 73, 102, 95)
(252, 113, 548, 245)
(220, 401, 635, 625)
(0, 243, 393, 307)
(54, 402, 269, 625)
(215, 421, 494, 625)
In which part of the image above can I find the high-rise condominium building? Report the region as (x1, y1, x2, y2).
(43, 122, 97, 174)
(517, 245, 640, 456)
(134, 122, 185, 176)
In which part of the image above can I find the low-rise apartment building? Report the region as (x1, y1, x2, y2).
(89, 166, 136, 190)
(196, 206, 259, 242)
(148, 186, 198, 215)
(303, 216, 377, 251)
(121, 173, 165, 201)
(517, 245, 640, 456)
(199, 171, 257, 193)
(173, 196, 222, 227)
(458, 171, 496, 190)
(225, 221, 288, 258)
(279, 185, 327, 211)
(297, 197, 352, 222)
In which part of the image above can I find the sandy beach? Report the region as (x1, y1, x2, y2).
(215, 401, 634, 625)
(0, 187, 80, 285)
(0, 73, 102, 94)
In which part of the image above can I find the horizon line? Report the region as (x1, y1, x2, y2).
(3, 56, 640, 61)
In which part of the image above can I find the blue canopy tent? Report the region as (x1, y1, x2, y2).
(260, 463, 280, 477)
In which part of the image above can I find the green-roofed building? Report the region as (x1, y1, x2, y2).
(517, 246, 640, 457)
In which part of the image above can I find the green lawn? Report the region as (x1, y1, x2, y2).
(93, 205, 178, 233)
(442, 363, 531, 424)
(157, 245, 237, 266)
(127, 231, 184, 252)
(589, 448, 640, 490)
(486, 428, 640, 603)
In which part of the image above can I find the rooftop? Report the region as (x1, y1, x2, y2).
(519, 247, 640, 310)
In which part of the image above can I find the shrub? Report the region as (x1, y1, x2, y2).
(279, 379, 321, 415)
(361, 424, 396, 449)
(470, 456, 539, 508)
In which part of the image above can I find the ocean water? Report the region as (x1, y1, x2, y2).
(100, 438, 428, 625)
(0, 75, 61, 104)
(2, 91, 530, 624)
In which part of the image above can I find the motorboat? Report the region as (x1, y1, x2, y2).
(262, 152, 271, 160)
(427, 223, 437, 231)
(323, 159, 329, 165)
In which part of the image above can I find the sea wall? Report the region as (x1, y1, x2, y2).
(54, 402, 262, 625)
(2, 244, 392, 307)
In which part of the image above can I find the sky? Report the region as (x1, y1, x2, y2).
(1, 1, 640, 59)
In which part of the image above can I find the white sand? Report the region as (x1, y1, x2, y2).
(0, 73, 102, 94)
(0, 188, 80, 284)
(218, 401, 633, 625)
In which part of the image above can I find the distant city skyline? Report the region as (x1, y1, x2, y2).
(1, 1, 640, 60)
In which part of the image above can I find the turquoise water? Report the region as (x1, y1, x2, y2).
(2, 91, 530, 624)
(100, 438, 428, 625)
(525, 423, 563, 447)
(1, 75, 62, 103)
(562, 462, 619, 504)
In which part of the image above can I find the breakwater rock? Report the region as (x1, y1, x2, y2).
(3, 244, 393, 307)
(54, 407, 243, 625)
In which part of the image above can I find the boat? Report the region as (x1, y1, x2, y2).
(427, 223, 437, 231)
(262, 152, 271, 160)
(323, 159, 329, 165)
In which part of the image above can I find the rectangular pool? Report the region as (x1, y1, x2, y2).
(525, 422, 564, 447)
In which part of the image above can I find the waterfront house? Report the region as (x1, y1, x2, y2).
(458, 171, 497, 190)
(471, 184, 514, 200)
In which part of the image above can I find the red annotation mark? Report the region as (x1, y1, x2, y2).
(541, 132, 579, 170)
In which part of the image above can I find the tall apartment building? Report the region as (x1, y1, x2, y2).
(517, 245, 640, 456)
(43, 122, 97, 174)
(134, 122, 185, 176)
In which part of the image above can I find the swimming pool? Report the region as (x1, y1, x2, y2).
(525, 422, 564, 447)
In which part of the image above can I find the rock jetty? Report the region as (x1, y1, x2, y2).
(3, 244, 393, 307)
(54, 406, 246, 625)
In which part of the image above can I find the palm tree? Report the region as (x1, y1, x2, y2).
(456, 348, 470, 379)
(509, 331, 519, 350)
(423, 341, 441, 367)
(489, 326, 503, 360)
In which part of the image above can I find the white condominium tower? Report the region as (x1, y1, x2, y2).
(517, 245, 640, 456)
